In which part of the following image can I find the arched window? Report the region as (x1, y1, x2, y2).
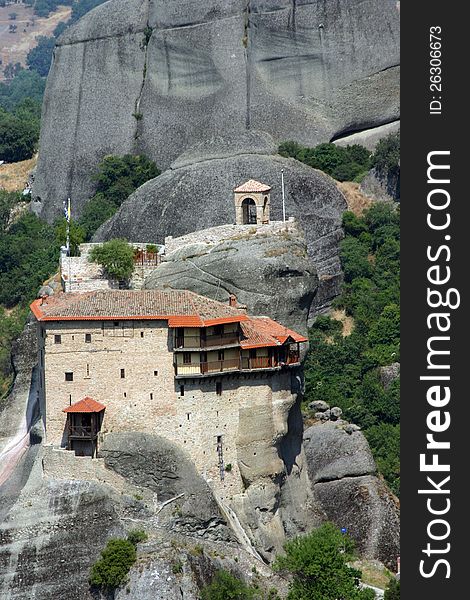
(242, 198, 257, 224)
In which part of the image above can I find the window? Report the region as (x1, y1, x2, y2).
(114, 321, 119, 327)
(180, 385, 185, 397)
(154, 370, 158, 376)
(214, 325, 224, 336)
(216, 381, 222, 396)
(218, 350, 225, 361)
(86, 364, 90, 377)
(65, 372, 73, 382)
(183, 352, 191, 364)
(150, 393, 153, 400)
(54, 335, 61, 344)
(141, 331, 144, 338)
(120, 368, 125, 379)
(249, 349, 257, 359)
(85, 333, 91, 343)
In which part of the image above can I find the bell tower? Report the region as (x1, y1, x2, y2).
(234, 180, 271, 225)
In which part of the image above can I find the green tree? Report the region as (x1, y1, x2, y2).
(79, 195, 117, 240)
(3, 62, 22, 80)
(274, 523, 374, 600)
(26, 36, 56, 77)
(54, 218, 85, 256)
(89, 239, 135, 282)
(0, 190, 22, 233)
(92, 154, 160, 207)
(371, 132, 400, 176)
(89, 538, 136, 590)
(340, 237, 372, 283)
(201, 570, 261, 600)
(0, 69, 45, 112)
(0, 109, 38, 162)
(384, 577, 400, 600)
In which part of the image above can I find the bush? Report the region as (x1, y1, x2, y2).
(274, 523, 374, 600)
(0, 109, 38, 162)
(371, 132, 400, 176)
(89, 239, 135, 282)
(26, 36, 56, 77)
(127, 530, 148, 546)
(278, 141, 371, 182)
(201, 570, 261, 600)
(384, 577, 400, 600)
(89, 538, 136, 590)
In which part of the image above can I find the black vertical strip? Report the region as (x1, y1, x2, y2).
(402, 3, 466, 598)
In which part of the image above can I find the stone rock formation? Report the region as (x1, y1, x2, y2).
(96, 132, 347, 311)
(32, 0, 400, 219)
(304, 421, 400, 568)
(144, 220, 318, 333)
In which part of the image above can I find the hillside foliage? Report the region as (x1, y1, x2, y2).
(304, 203, 400, 495)
(274, 523, 375, 600)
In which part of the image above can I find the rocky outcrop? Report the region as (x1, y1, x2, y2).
(96, 133, 347, 311)
(33, 0, 399, 219)
(99, 432, 232, 540)
(360, 168, 400, 202)
(304, 421, 400, 568)
(334, 121, 400, 152)
(144, 220, 317, 333)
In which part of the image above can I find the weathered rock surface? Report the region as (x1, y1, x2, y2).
(96, 135, 347, 311)
(99, 432, 232, 540)
(379, 362, 400, 389)
(334, 121, 400, 152)
(144, 221, 317, 333)
(304, 421, 400, 567)
(33, 0, 399, 219)
(360, 168, 400, 202)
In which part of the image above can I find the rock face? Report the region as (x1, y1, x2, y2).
(99, 432, 232, 539)
(304, 421, 400, 568)
(32, 0, 399, 219)
(144, 220, 318, 333)
(96, 134, 347, 311)
(334, 121, 400, 152)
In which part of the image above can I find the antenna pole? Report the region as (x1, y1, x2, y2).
(281, 169, 286, 224)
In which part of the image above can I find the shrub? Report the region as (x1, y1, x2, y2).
(89, 239, 135, 282)
(384, 577, 400, 600)
(89, 538, 136, 590)
(201, 570, 261, 600)
(127, 529, 148, 546)
(371, 132, 400, 176)
(274, 523, 373, 600)
(0, 110, 38, 162)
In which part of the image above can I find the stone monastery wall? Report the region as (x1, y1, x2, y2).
(39, 320, 298, 498)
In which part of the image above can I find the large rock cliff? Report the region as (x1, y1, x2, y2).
(32, 0, 400, 220)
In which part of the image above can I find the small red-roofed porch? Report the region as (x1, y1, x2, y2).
(63, 397, 105, 457)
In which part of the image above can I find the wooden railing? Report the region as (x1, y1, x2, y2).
(69, 425, 95, 438)
(133, 250, 161, 266)
(175, 353, 300, 376)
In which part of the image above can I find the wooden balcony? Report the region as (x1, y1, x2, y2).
(68, 425, 97, 439)
(174, 353, 300, 377)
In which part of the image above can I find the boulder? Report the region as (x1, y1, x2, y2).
(308, 400, 330, 412)
(330, 406, 343, 421)
(379, 362, 400, 389)
(304, 421, 399, 567)
(334, 121, 400, 152)
(144, 220, 317, 333)
(32, 0, 399, 219)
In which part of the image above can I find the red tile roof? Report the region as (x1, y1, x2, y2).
(63, 397, 106, 413)
(31, 290, 248, 327)
(234, 179, 271, 193)
(240, 317, 308, 349)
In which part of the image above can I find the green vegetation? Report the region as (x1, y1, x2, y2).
(0, 70, 45, 113)
(89, 530, 147, 591)
(26, 36, 56, 77)
(0, 107, 39, 162)
(279, 141, 371, 182)
(89, 538, 136, 590)
(274, 523, 375, 600)
(79, 154, 160, 239)
(304, 203, 400, 495)
(201, 570, 262, 600)
(384, 577, 400, 600)
(126, 529, 148, 546)
(371, 132, 400, 178)
(89, 239, 135, 283)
